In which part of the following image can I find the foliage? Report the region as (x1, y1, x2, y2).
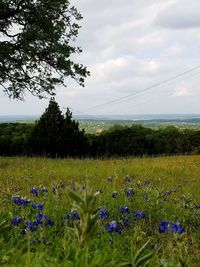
(0, 155, 199, 266)
(0, 0, 89, 99)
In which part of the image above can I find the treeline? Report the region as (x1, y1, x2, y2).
(1, 99, 200, 157)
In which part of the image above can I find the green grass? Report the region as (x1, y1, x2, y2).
(0, 155, 200, 266)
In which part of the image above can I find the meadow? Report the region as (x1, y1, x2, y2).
(0, 155, 199, 266)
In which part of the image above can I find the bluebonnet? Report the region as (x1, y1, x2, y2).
(121, 216, 131, 228)
(105, 220, 121, 234)
(80, 185, 86, 190)
(66, 210, 80, 222)
(124, 175, 132, 183)
(37, 203, 44, 211)
(195, 204, 200, 209)
(41, 187, 48, 193)
(31, 203, 44, 211)
(30, 187, 39, 196)
(134, 210, 145, 220)
(36, 214, 53, 227)
(24, 220, 38, 232)
(112, 191, 118, 198)
(12, 195, 31, 206)
(158, 221, 170, 233)
(99, 208, 110, 220)
(12, 216, 22, 226)
(124, 188, 135, 196)
(119, 206, 130, 214)
(171, 222, 184, 234)
(107, 177, 113, 182)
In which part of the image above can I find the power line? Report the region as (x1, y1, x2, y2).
(84, 64, 200, 112)
(93, 69, 200, 114)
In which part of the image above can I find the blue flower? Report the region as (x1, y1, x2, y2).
(99, 208, 110, 220)
(12, 216, 22, 226)
(37, 203, 44, 211)
(105, 220, 121, 234)
(112, 191, 118, 198)
(12, 196, 31, 206)
(66, 210, 80, 223)
(41, 187, 48, 193)
(195, 204, 200, 209)
(134, 210, 145, 220)
(30, 187, 39, 196)
(158, 221, 170, 233)
(171, 222, 184, 234)
(107, 177, 113, 182)
(24, 221, 38, 232)
(122, 216, 131, 228)
(124, 188, 135, 197)
(120, 206, 130, 214)
(45, 219, 54, 227)
(124, 175, 132, 183)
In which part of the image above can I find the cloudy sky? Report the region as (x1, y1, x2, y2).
(1, 0, 200, 116)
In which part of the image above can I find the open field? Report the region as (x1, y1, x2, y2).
(0, 155, 200, 266)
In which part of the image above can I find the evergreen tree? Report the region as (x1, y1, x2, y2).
(62, 108, 88, 156)
(30, 98, 64, 157)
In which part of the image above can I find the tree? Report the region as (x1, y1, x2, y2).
(29, 99, 88, 157)
(30, 98, 65, 156)
(0, 0, 89, 99)
(62, 107, 88, 156)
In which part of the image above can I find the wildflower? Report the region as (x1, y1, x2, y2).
(21, 228, 26, 236)
(195, 204, 200, 209)
(99, 208, 110, 220)
(158, 221, 170, 233)
(122, 216, 131, 228)
(171, 222, 184, 234)
(30, 187, 39, 196)
(80, 185, 86, 190)
(105, 220, 121, 234)
(107, 177, 113, 182)
(45, 219, 54, 227)
(37, 203, 44, 211)
(124, 188, 135, 197)
(112, 191, 118, 198)
(12, 216, 22, 226)
(41, 187, 48, 193)
(124, 175, 132, 183)
(119, 206, 130, 214)
(66, 210, 80, 223)
(12, 196, 31, 206)
(134, 210, 145, 220)
(24, 221, 38, 232)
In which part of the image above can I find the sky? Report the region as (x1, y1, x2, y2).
(1, 0, 200, 116)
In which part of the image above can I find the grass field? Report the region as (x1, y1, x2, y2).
(0, 155, 200, 266)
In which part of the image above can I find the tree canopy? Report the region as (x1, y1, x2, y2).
(0, 0, 89, 99)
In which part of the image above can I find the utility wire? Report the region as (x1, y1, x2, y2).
(84, 64, 200, 112)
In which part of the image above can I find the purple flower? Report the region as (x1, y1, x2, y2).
(134, 210, 145, 220)
(124, 188, 135, 197)
(66, 210, 80, 223)
(112, 191, 118, 198)
(99, 208, 110, 220)
(124, 175, 132, 183)
(12, 216, 22, 226)
(105, 220, 121, 234)
(158, 221, 170, 233)
(122, 216, 131, 228)
(37, 203, 44, 211)
(195, 204, 200, 209)
(30, 187, 39, 196)
(41, 187, 48, 193)
(107, 177, 113, 182)
(120, 206, 130, 214)
(171, 222, 184, 234)
(12, 196, 31, 206)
